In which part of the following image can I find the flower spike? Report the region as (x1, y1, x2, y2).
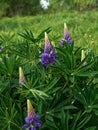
(19, 67, 25, 85)
(64, 23, 69, 35)
(45, 32, 50, 47)
(22, 99, 42, 130)
(41, 32, 57, 66)
(81, 50, 85, 61)
(60, 23, 73, 45)
(81, 50, 87, 66)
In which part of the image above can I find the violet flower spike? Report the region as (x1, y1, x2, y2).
(22, 99, 42, 130)
(41, 32, 56, 66)
(60, 23, 73, 45)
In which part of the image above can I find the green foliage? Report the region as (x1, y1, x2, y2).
(0, 12, 98, 130)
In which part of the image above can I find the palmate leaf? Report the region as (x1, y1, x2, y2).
(45, 110, 70, 130)
(0, 100, 18, 130)
(45, 115, 59, 130)
(0, 60, 7, 74)
(72, 61, 96, 76)
(56, 47, 75, 74)
(36, 27, 51, 41)
(0, 77, 9, 94)
(64, 111, 91, 130)
(18, 29, 35, 42)
(44, 77, 60, 93)
(29, 89, 49, 100)
(18, 83, 49, 100)
(0, 55, 16, 76)
(0, 33, 15, 45)
(72, 84, 98, 115)
(45, 110, 92, 130)
(46, 96, 77, 117)
(18, 27, 51, 43)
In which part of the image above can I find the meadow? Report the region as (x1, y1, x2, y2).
(0, 10, 98, 49)
(0, 10, 98, 130)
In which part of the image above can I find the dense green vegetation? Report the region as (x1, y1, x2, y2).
(0, 9, 98, 130)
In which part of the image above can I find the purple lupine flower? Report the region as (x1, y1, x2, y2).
(41, 32, 56, 66)
(22, 124, 28, 129)
(22, 99, 42, 130)
(60, 23, 73, 45)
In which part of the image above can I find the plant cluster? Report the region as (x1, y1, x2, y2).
(0, 23, 98, 130)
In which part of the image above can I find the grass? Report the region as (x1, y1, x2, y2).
(0, 10, 98, 51)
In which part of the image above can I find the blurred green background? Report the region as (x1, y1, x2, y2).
(0, 0, 97, 17)
(0, 0, 98, 52)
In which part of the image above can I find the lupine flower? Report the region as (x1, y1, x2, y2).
(19, 67, 25, 85)
(41, 32, 56, 66)
(60, 23, 72, 45)
(81, 50, 87, 66)
(81, 50, 85, 61)
(0, 46, 3, 52)
(22, 99, 42, 130)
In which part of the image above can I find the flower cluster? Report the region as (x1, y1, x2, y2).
(41, 23, 73, 66)
(22, 100, 42, 130)
(60, 23, 72, 45)
(41, 32, 57, 66)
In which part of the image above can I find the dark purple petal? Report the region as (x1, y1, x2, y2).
(31, 126, 36, 130)
(68, 37, 73, 44)
(64, 32, 70, 39)
(41, 53, 50, 66)
(25, 117, 33, 124)
(61, 27, 73, 45)
(60, 39, 65, 46)
(41, 51, 56, 66)
(49, 53, 57, 64)
(22, 124, 28, 129)
(36, 121, 42, 127)
(34, 115, 40, 121)
(44, 45, 53, 53)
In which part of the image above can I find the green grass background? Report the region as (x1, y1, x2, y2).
(0, 10, 98, 52)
